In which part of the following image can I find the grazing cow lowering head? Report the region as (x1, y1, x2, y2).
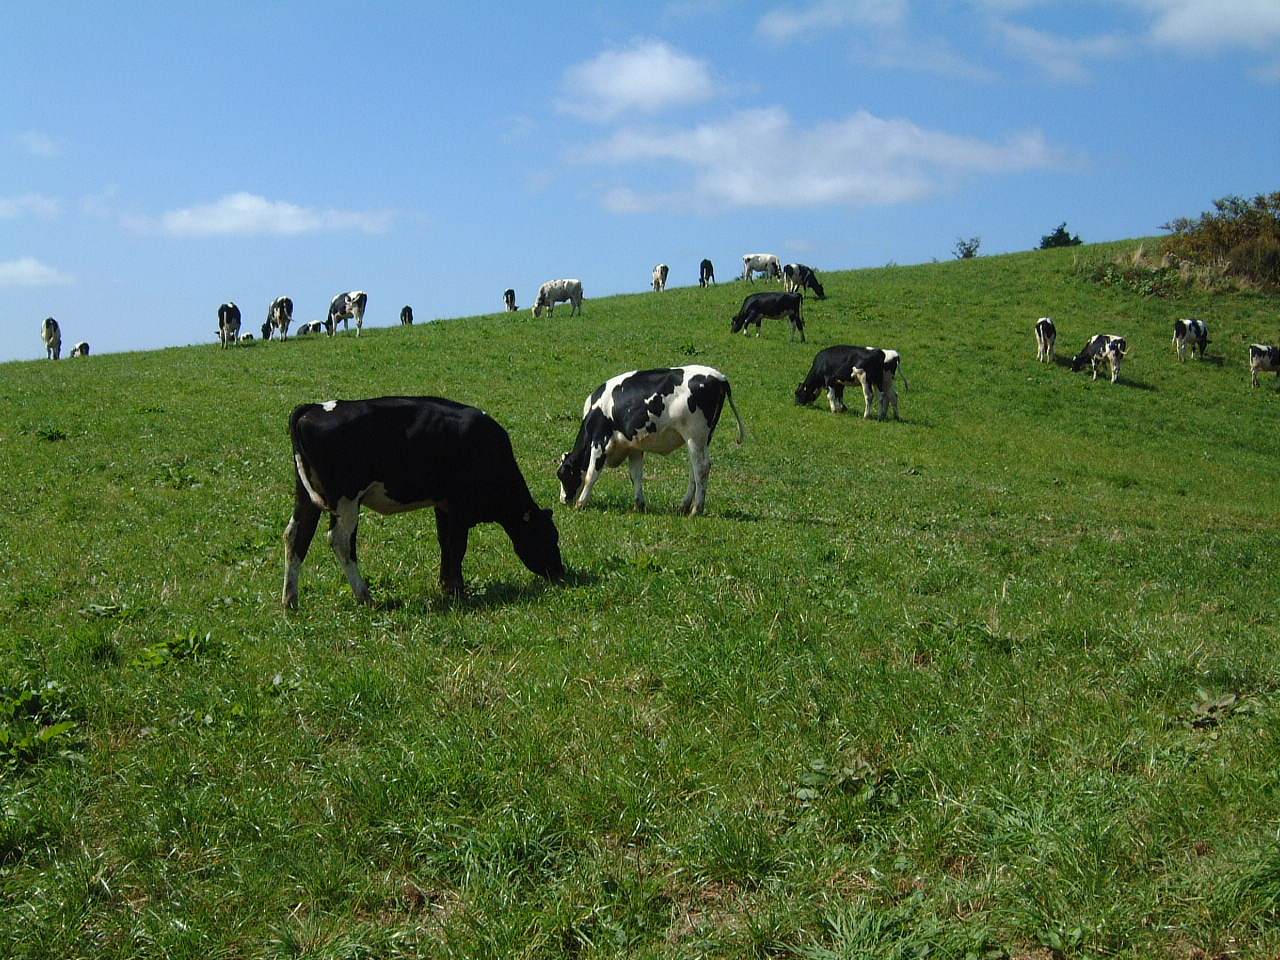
(400, 305, 414, 325)
(1249, 343, 1280, 388)
(731, 291, 805, 342)
(1172, 318, 1208, 362)
(282, 396, 565, 608)
(796, 345, 902, 419)
(327, 291, 367, 336)
(532, 279, 583, 318)
(503, 288, 517, 312)
(699, 259, 715, 287)
(1034, 317, 1056, 362)
(41, 317, 61, 360)
(783, 263, 825, 299)
(1071, 334, 1127, 383)
(652, 263, 669, 292)
(557, 365, 745, 516)
(267, 296, 293, 340)
(69, 341, 89, 357)
(217, 302, 242, 348)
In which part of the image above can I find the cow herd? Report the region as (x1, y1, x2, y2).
(39, 317, 88, 360)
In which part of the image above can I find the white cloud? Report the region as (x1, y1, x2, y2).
(0, 193, 60, 219)
(757, 0, 907, 42)
(136, 192, 394, 237)
(0, 257, 73, 287)
(994, 21, 1126, 82)
(13, 130, 62, 157)
(1129, 0, 1280, 52)
(580, 107, 1063, 212)
(556, 41, 719, 122)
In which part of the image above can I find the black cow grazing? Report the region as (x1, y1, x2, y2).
(1071, 334, 1127, 383)
(503, 288, 517, 312)
(795, 345, 903, 419)
(730, 291, 806, 342)
(558, 365, 745, 517)
(699, 258, 715, 287)
(218, 302, 241, 348)
(295, 319, 327, 336)
(1034, 317, 1056, 362)
(1249, 344, 1280, 387)
(783, 263, 825, 299)
(41, 317, 61, 359)
(652, 263, 669, 292)
(327, 290, 368, 336)
(1173, 318, 1208, 362)
(69, 341, 89, 357)
(282, 396, 565, 608)
(400, 305, 414, 326)
(267, 296, 293, 340)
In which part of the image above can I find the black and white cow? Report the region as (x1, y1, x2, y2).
(41, 317, 61, 359)
(532, 279, 583, 317)
(783, 263, 825, 299)
(1249, 344, 1280, 387)
(1071, 334, 1127, 383)
(70, 341, 89, 357)
(1034, 317, 1056, 362)
(795, 345, 902, 419)
(699, 259, 715, 287)
(742, 253, 782, 282)
(218, 302, 241, 348)
(327, 290, 368, 336)
(282, 396, 565, 608)
(1173, 318, 1208, 362)
(730, 291, 805, 342)
(652, 263, 669, 292)
(265, 296, 293, 340)
(557, 365, 745, 516)
(400, 305, 414, 325)
(503, 288, 517, 312)
(296, 319, 327, 336)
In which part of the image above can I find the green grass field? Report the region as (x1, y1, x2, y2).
(3, 240, 1279, 958)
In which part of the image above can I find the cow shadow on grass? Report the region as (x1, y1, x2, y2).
(378, 567, 598, 615)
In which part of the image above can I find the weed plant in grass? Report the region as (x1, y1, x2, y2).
(2, 240, 1279, 958)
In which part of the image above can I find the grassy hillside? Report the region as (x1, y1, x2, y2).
(3, 240, 1279, 959)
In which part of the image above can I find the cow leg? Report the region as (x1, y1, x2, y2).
(327, 499, 371, 604)
(575, 445, 608, 509)
(282, 483, 322, 609)
(860, 375, 876, 419)
(435, 507, 469, 595)
(628, 452, 648, 512)
(883, 379, 900, 420)
(827, 383, 846, 414)
(682, 439, 711, 516)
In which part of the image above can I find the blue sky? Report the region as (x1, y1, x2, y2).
(4, 0, 1277, 363)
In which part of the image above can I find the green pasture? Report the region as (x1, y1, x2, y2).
(2, 240, 1278, 958)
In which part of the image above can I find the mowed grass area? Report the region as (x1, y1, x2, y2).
(2, 240, 1279, 959)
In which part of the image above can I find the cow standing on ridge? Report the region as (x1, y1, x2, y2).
(699, 259, 715, 286)
(503, 289, 517, 312)
(400, 305, 414, 326)
(266, 296, 293, 340)
(652, 264, 669, 292)
(282, 396, 565, 608)
(41, 317, 61, 359)
(532, 279, 583, 317)
(557, 366, 745, 517)
(742, 253, 782, 281)
(70, 341, 90, 357)
(327, 291, 368, 336)
(218, 302, 241, 348)
(783, 263, 825, 299)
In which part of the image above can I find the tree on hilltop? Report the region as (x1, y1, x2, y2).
(1040, 222, 1082, 249)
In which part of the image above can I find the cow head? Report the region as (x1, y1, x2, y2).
(556, 451, 583, 504)
(730, 313, 747, 334)
(509, 507, 565, 582)
(795, 382, 820, 405)
(811, 279, 826, 299)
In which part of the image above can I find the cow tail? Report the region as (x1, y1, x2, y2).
(725, 382, 746, 444)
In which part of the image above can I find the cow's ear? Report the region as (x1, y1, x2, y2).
(522, 510, 532, 523)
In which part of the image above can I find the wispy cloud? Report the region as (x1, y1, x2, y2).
(132, 192, 395, 237)
(581, 107, 1064, 213)
(757, 0, 907, 42)
(0, 256, 74, 287)
(1130, 0, 1280, 52)
(556, 41, 719, 122)
(993, 20, 1126, 82)
(0, 193, 60, 219)
(13, 130, 62, 157)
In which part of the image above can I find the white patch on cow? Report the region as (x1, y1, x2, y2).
(295, 453, 330, 510)
(359, 481, 445, 515)
(321, 400, 338, 412)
